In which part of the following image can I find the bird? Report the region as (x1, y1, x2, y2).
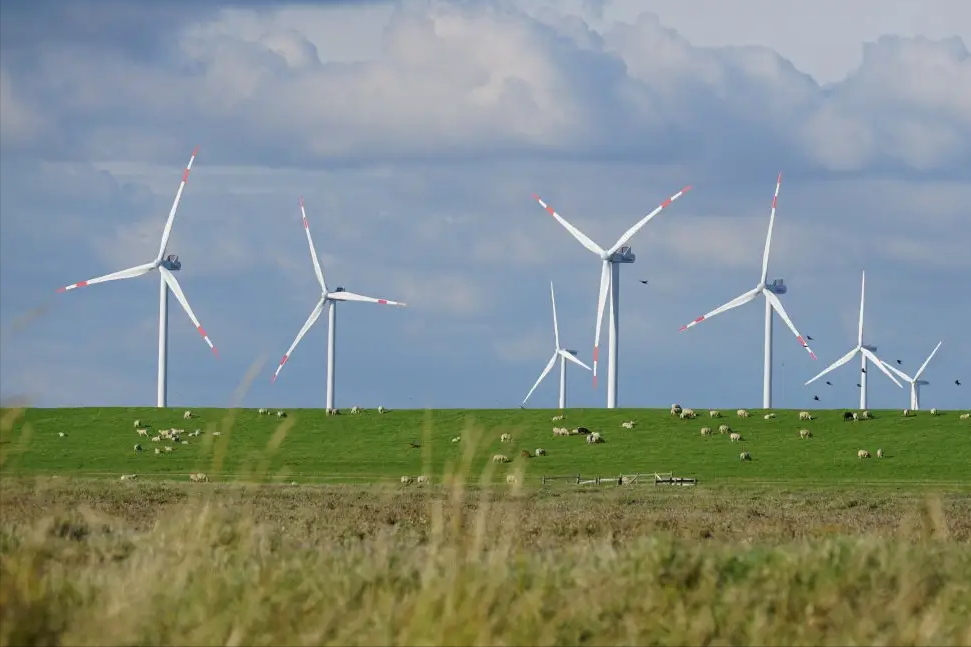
(813, 395, 820, 401)
(807, 336, 814, 341)
(861, 368, 867, 374)
(896, 359, 903, 365)
(639, 280, 649, 284)
(826, 381, 832, 386)
(957, 380, 962, 386)
(856, 383, 862, 388)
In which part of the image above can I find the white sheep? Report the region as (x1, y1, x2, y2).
(150, 436, 161, 442)
(183, 410, 193, 420)
(134, 443, 142, 452)
(552, 427, 570, 437)
(621, 420, 635, 429)
(350, 406, 361, 414)
(763, 413, 776, 420)
(718, 424, 731, 434)
(416, 475, 429, 485)
(189, 472, 209, 483)
(739, 451, 752, 461)
(505, 474, 518, 485)
(378, 406, 387, 414)
(154, 447, 161, 455)
(58, 432, 65, 438)
(163, 446, 173, 453)
(700, 427, 712, 436)
(326, 408, 341, 416)
(729, 432, 742, 442)
(136, 428, 149, 437)
(119, 474, 137, 481)
(679, 410, 697, 420)
(586, 432, 603, 444)
(276, 410, 286, 418)
(857, 449, 871, 459)
(799, 429, 812, 439)
(551, 414, 565, 422)
(860, 410, 872, 420)
(709, 410, 721, 419)
(258, 408, 268, 415)
(903, 409, 913, 417)
(799, 411, 813, 421)
(930, 408, 939, 416)
(670, 404, 682, 416)
(499, 433, 512, 443)
(492, 454, 510, 464)
(852, 412, 860, 421)
(451, 436, 461, 443)
(133, 420, 141, 428)
(535, 448, 547, 456)
(737, 409, 750, 418)
(400, 475, 414, 485)
(960, 413, 970, 420)
(212, 431, 222, 437)
(876, 448, 884, 458)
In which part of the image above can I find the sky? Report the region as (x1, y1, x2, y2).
(1, 0, 969, 411)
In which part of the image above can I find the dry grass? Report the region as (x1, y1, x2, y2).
(3, 477, 971, 646)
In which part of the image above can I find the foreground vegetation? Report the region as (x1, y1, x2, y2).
(2, 477, 971, 646)
(2, 406, 970, 486)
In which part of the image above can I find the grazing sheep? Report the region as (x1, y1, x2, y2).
(682, 408, 695, 417)
(451, 436, 461, 443)
(154, 447, 161, 455)
(189, 472, 209, 483)
(136, 428, 149, 437)
(505, 474, 518, 485)
(551, 414, 565, 422)
(400, 476, 414, 485)
(521, 449, 532, 458)
(718, 424, 731, 434)
(499, 433, 512, 443)
(860, 410, 872, 420)
(729, 432, 742, 442)
(183, 410, 193, 420)
(670, 404, 682, 416)
(737, 409, 750, 418)
(903, 409, 913, 417)
(739, 451, 752, 461)
(58, 432, 65, 438)
(378, 406, 387, 414)
(700, 427, 712, 436)
(133, 443, 142, 452)
(843, 411, 855, 421)
(326, 408, 341, 416)
(852, 412, 860, 421)
(763, 413, 776, 420)
(535, 448, 547, 456)
(709, 410, 722, 419)
(119, 474, 137, 481)
(163, 446, 173, 453)
(150, 436, 161, 442)
(212, 431, 222, 437)
(492, 454, 510, 464)
(877, 448, 884, 458)
(552, 427, 570, 437)
(960, 413, 970, 420)
(930, 408, 939, 416)
(276, 410, 286, 418)
(621, 420, 636, 429)
(133, 420, 141, 428)
(799, 429, 812, 439)
(416, 475, 429, 485)
(799, 411, 813, 421)
(350, 406, 361, 414)
(857, 449, 871, 459)
(679, 410, 697, 420)
(575, 427, 591, 435)
(258, 408, 268, 415)
(586, 432, 604, 444)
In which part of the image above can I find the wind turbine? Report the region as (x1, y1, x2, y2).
(881, 341, 943, 410)
(521, 281, 592, 409)
(270, 198, 406, 411)
(56, 147, 218, 408)
(678, 173, 816, 408)
(805, 270, 903, 408)
(532, 185, 692, 408)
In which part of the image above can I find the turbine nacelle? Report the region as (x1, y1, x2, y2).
(765, 278, 786, 295)
(160, 254, 181, 271)
(608, 246, 635, 263)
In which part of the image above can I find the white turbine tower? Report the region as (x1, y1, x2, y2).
(532, 185, 692, 408)
(678, 173, 816, 408)
(271, 198, 407, 411)
(521, 282, 592, 409)
(881, 341, 943, 410)
(56, 147, 218, 408)
(805, 270, 903, 408)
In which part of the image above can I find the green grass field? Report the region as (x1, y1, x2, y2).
(2, 406, 969, 486)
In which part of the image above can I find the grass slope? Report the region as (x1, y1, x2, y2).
(2, 407, 969, 486)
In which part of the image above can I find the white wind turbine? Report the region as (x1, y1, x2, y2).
(521, 281, 592, 409)
(56, 147, 218, 408)
(881, 341, 943, 410)
(805, 270, 903, 408)
(678, 173, 816, 408)
(270, 198, 407, 411)
(532, 185, 692, 408)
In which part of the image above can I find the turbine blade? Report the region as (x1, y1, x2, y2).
(858, 270, 866, 346)
(805, 347, 858, 386)
(156, 146, 199, 262)
(559, 349, 591, 371)
(764, 290, 816, 359)
(679, 287, 760, 332)
(158, 266, 217, 356)
(862, 348, 903, 388)
(55, 262, 155, 293)
(299, 197, 328, 293)
(759, 172, 783, 285)
(914, 341, 943, 380)
(271, 297, 326, 383)
(522, 352, 559, 406)
(328, 291, 406, 306)
(880, 360, 912, 383)
(532, 193, 604, 256)
(608, 185, 692, 255)
(550, 281, 560, 350)
(593, 260, 610, 385)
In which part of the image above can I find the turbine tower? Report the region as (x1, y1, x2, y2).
(678, 173, 816, 407)
(805, 270, 903, 408)
(881, 341, 943, 410)
(532, 185, 692, 408)
(56, 147, 218, 408)
(521, 281, 592, 409)
(271, 198, 407, 411)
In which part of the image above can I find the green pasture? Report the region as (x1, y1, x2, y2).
(1, 407, 968, 487)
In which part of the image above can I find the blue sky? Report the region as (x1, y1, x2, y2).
(1, 0, 969, 411)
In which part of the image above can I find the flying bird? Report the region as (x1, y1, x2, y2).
(813, 395, 820, 401)
(807, 336, 814, 341)
(639, 280, 649, 284)
(826, 381, 832, 386)
(856, 383, 862, 388)
(896, 359, 903, 365)
(957, 380, 962, 386)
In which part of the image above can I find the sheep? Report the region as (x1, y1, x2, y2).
(737, 409, 750, 418)
(58, 432, 65, 438)
(189, 472, 209, 483)
(505, 474, 518, 485)
(551, 414, 565, 422)
(739, 451, 752, 461)
(763, 413, 776, 420)
(400, 476, 414, 485)
(326, 408, 341, 416)
(276, 410, 287, 418)
(416, 475, 429, 485)
(552, 427, 570, 437)
(718, 424, 731, 434)
(150, 435, 161, 442)
(799, 429, 812, 439)
(154, 447, 161, 455)
(682, 408, 695, 417)
(212, 431, 222, 437)
(700, 427, 712, 436)
(679, 410, 697, 420)
(133, 420, 141, 428)
(499, 432, 512, 443)
(586, 432, 603, 444)
(843, 411, 855, 421)
(134, 443, 142, 452)
(119, 474, 137, 481)
(877, 448, 884, 458)
(670, 404, 682, 416)
(350, 406, 361, 414)
(860, 410, 872, 420)
(960, 413, 970, 420)
(258, 408, 268, 415)
(903, 409, 913, 417)
(729, 432, 742, 442)
(134, 428, 148, 438)
(492, 454, 510, 464)
(930, 408, 939, 416)
(451, 436, 461, 443)
(163, 446, 173, 453)
(709, 410, 722, 419)
(621, 420, 636, 429)
(799, 411, 813, 421)
(377, 406, 387, 414)
(183, 410, 193, 420)
(535, 448, 547, 456)
(857, 449, 871, 459)
(851, 412, 860, 421)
